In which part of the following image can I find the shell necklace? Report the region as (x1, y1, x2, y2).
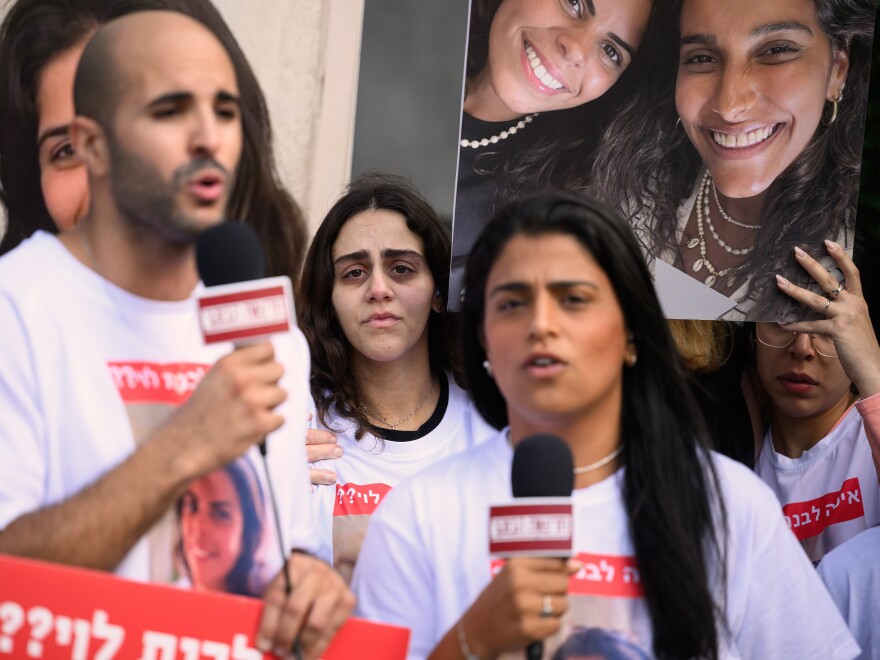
(687, 171, 757, 287)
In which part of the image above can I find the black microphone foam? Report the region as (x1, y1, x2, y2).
(196, 221, 266, 286)
(511, 434, 574, 498)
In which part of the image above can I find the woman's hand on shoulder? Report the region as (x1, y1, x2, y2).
(776, 240, 880, 397)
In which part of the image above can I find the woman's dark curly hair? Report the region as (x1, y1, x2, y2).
(298, 173, 453, 440)
(590, 0, 874, 320)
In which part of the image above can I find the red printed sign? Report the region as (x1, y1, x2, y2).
(333, 483, 392, 516)
(198, 279, 293, 344)
(0, 554, 408, 659)
(490, 552, 643, 599)
(489, 500, 574, 557)
(108, 362, 208, 405)
(782, 477, 865, 541)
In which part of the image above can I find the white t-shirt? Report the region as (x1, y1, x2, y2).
(755, 401, 880, 564)
(818, 526, 880, 660)
(352, 430, 859, 660)
(0, 231, 314, 592)
(310, 375, 495, 581)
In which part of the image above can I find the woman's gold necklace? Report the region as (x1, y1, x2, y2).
(361, 383, 434, 431)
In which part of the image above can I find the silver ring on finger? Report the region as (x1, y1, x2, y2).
(826, 284, 844, 300)
(823, 299, 832, 316)
(540, 594, 554, 618)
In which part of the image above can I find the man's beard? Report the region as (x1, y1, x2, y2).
(107, 135, 233, 245)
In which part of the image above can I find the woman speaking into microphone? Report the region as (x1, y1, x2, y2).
(352, 191, 857, 659)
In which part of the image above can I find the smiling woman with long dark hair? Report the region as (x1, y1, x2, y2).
(591, 0, 874, 320)
(449, 0, 678, 304)
(352, 190, 857, 659)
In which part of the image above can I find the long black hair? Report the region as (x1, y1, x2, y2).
(298, 173, 453, 440)
(590, 0, 874, 320)
(463, 0, 680, 200)
(462, 190, 727, 659)
(0, 0, 307, 283)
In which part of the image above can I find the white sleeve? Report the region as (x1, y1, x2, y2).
(0, 291, 47, 529)
(351, 483, 437, 660)
(265, 328, 317, 555)
(730, 480, 860, 660)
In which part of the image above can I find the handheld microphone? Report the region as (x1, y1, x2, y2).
(195, 222, 294, 345)
(490, 434, 574, 660)
(195, 222, 297, 601)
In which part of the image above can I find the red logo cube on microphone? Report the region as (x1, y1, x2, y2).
(489, 498, 574, 557)
(197, 277, 294, 344)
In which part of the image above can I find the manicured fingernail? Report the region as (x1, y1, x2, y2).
(794, 246, 807, 257)
(333, 447, 343, 457)
(825, 239, 838, 250)
(776, 274, 790, 287)
(255, 637, 271, 652)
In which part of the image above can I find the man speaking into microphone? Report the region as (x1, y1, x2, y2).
(0, 10, 352, 658)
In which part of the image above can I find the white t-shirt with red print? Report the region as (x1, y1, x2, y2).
(0, 231, 315, 592)
(755, 395, 880, 565)
(309, 374, 495, 581)
(352, 430, 859, 660)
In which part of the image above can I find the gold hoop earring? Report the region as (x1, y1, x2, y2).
(829, 90, 844, 126)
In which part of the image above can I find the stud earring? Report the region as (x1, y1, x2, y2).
(627, 354, 638, 368)
(482, 359, 494, 377)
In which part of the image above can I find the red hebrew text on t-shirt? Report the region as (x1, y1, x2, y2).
(490, 552, 643, 598)
(334, 483, 393, 516)
(108, 362, 209, 405)
(782, 477, 865, 541)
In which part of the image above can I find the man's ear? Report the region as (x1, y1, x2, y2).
(70, 116, 110, 178)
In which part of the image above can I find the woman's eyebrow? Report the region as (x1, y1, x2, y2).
(382, 248, 424, 260)
(681, 22, 814, 46)
(37, 124, 70, 149)
(547, 280, 599, 291)
(680, 34, 717, 46)
(333, 249, 370, 267)
(751, 21, 814, 38)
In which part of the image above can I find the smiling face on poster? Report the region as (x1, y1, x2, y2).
(448, 0, 667, 309)
(588, 0, 875, 321)
(452, 0, 876, 321)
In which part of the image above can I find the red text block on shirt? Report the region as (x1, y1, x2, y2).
(0, 554, 409, 660)
(782, 477, 865, 541)
(334, 483, 392, 516)
(108, 361, 208, 405)
(490, 552, 643, 598)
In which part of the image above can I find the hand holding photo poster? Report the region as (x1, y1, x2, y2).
(451, 0, 876, 321)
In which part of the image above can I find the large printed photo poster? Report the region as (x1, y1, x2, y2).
(450, 0, 877, 321)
